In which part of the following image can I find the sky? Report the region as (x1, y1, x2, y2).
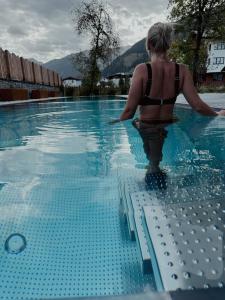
(0, 0, 168, 63)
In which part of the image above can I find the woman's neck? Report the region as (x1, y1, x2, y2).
(150, 52, 169, 63)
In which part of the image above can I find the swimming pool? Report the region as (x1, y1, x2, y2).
(0, 98, 225, 299)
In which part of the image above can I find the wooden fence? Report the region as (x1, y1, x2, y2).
(0, 48, 62, 87)
(21, 57, 35, 83)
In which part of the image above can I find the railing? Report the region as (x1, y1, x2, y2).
(0, 48, 62, 87)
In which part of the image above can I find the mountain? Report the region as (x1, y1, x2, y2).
(42, 40, 147, 79)
(43, 54, 82, 79)
(102, 38, 148, 77)
(28, 58, 43, 65)
(118, 45, 131, 56)
(43, 46, 131, 80)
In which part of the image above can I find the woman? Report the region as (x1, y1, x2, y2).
(116, 22, 225, 122)
(111, 22, 225, 175)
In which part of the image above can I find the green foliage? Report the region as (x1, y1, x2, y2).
(81, 60, 101, 94)
(72, 0, 120, 95)
(169, 0, 225, 37)
(168, 38, 208, 72)
(119, 77, 124, 89)
(123, 76, 130, 94)
(104, 81, 117, 96)
(64, 87, 74, 97)
(117, 76, 130, 94)
(79, 84, 100, 96)
(168, 0, 225, 84)
(198, 85, 225, 93)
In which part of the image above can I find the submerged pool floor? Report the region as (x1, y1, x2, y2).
(0, 99, 225, 299)
(0, 100, 154, 299)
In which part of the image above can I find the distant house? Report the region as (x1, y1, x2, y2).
(204, 41, 225, 85)
(62, 76, 82, 87)
(105, 73, 132, 87)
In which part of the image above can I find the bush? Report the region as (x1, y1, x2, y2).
(198, 85, 225, 93)
(64, 87, 74, 97)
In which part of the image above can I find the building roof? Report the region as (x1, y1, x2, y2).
(106, 73, 132, 80)
(62, 76, 82, 81)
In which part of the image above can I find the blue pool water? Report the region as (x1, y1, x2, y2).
(0, 98, 225, 299)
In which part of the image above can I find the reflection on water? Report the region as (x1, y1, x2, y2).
(0, 100, 126, 180)
(1, 100, 225, 190)
(1, 100, 225, 187)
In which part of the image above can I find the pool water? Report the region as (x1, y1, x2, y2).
(0, 99, 225, 299)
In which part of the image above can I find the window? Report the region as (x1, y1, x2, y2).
(213, 73, 223, 81)
(208, 58, 210, 65)
(213, 57, 225, 64)
(209, 44, 211, 51)
(214, 42, 225, 50)
(218, 42, 225, 50)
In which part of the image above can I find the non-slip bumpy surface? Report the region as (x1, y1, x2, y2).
(1, 99, 225, 299)
(119, 167, 225, 291)
(0, 100, 155, 300)
(0, 180, 155, 299)
(144, 201, 225, 291)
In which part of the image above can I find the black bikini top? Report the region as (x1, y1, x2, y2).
(139, 63, 180, 106)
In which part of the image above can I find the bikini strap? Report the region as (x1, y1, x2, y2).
(145, 63, 152, 96)
(175, 63, 180, 95)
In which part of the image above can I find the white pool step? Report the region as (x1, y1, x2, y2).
(118, 168, 225, 279)
(143, 200, 225, 291)
(130, 191, 159, 274)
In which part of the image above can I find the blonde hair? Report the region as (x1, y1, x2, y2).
(146, 22, 173, 54)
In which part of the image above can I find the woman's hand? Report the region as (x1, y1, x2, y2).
(119, 64, 144, 121)
(217, 110, 225, 116)
(108, 119, 121, 125)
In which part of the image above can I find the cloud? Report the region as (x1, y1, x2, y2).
(7, 25, 28, 37)
(111, 1, 168, 47)
(0, 0, 168, 62)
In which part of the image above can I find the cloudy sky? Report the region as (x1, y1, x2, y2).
(0, 0, 169, 63)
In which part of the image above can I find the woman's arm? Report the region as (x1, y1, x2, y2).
(119, 64, 144, 121)
(182, 65, 218, 116)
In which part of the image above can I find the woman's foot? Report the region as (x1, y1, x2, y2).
(146, 164, 162, 174)
(145, 170, 167, 190)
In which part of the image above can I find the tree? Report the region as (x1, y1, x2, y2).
(72, 0, 120, 95)
(119, 77, 124, 91)
(168, 0, 225, 85)
(168, 35, 208, 74)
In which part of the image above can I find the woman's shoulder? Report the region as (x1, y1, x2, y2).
(133, 63, 148, 77)
(175, 63, 190, 80)
(134, 63, 148, 71)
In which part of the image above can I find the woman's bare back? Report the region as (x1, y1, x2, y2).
(118, 60, 220, 124)
(139, 61, 184, 121)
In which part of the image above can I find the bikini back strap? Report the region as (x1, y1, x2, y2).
(175, 63, 180, 95)
(145, 63, 152, 96)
